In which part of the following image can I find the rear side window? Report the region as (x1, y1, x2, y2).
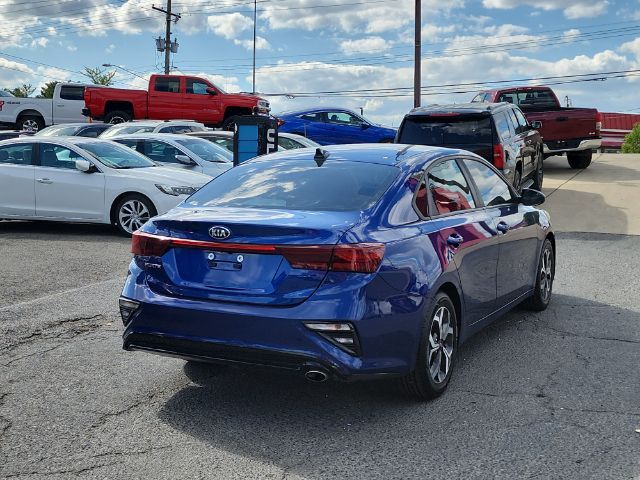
(399, 116, 492, 145)
(493, 112, 512, 141)
(463, 159, 513, 206)
(141, 140, 180, 163)
(427, 159, 476, 214)
(155, 77, 180, 93)
(187, 160, 399, 212)
(59, 86, 85, 101)
(513, 109, 529, 130)
(0, 143, 33, 165)
(299, 112, 324, 122)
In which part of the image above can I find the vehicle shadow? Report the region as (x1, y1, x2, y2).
(543, 153, 639, 186)
(156, 294, 640, 479)
(0, 219, 122, 241)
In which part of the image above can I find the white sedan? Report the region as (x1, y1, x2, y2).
(0, 137, 210, 235)
(110, 133, 232, 179)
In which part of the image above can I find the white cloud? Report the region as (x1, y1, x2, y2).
(207, 12, 253, 39)
(563, 29, 581, 39)
(340, 37, 391, 55)
(482, 0, 608, 19)
(234, 36, 271, 51)
(105, 43, 115, 54)
(67, 45, 78, 52)
(30, 37, 49, 48)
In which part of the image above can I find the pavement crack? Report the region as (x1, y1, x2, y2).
(3, 460, 122, 478)
(538, 324, 640, 344)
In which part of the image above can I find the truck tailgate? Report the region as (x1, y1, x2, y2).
(523, 108, 598, 143)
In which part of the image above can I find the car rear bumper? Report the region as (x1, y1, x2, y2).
(543, 138, 601, 154)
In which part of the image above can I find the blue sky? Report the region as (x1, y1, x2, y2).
(1, 0, 639, 124)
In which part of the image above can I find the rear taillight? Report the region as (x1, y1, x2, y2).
(0, 101, 4, 111)
(493, 144, 505, 169)
(131, 232, 384, 273)
(595, 111, 602, 133)
(277, 118, 285, 127)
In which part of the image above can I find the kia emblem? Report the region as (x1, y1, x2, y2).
(209, 226, 231, 240)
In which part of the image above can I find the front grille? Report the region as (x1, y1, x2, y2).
(124, 333, 315, 370)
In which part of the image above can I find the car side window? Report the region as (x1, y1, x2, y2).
(186, 79, 210, 95)
(141, 140, 179, 163)
(427, 159, 476, 215)
(59, 86, 85, 101)
(299, 113, 323, 122)
(278, 137, 302, 149)
(326, 112, 362, 126)
(507, 109, 521, 135)
(513, 109, 529, 131)
(498, 92, 517, 104)
(40, 144, 82, 169)
(155, 77, 180, 93)
(115, 139, 139, 150)
(78, 126, 103, 138)
(494, 112, 512, 140)
(463, 159, 513, 207)
(0, 144, 34, 165)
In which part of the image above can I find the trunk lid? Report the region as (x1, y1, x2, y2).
(144, 207, 363, 306)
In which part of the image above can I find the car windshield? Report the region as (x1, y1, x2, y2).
(36, 125, 80, 137)
(76, 141, 156, 169)
(399, 115, 493, 145)
(101, 125, 156, 138)
(186, 159, 399, 212)
(175, 138, 232, 163)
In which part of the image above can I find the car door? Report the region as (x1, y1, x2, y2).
(53, 85, 86, 123)
(183, 78, 221, 124)
(34, 143, 105, 220)
(425, 158, 500, 323)
(148, 76, 183, 120)
(295, 112, 331, 144)
(462, 158, 540, 308)
(513, 107, 537, 177)
(325, 111, 369, 144)
(0, 143, 36, 217)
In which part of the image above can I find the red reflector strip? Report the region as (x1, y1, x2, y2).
(493, 144, 505, 169)
(131, 232, 384, 273)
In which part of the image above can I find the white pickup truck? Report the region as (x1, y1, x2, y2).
(0, 83, 98, 132)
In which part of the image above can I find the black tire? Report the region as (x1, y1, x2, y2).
(512, 166, 523, 194)
(401, 292, 458, 400)
(532, 149, 544, 191)
(524, 238, 555, 311)
(113, 194, 156, 236)
(18, 114, 45, 133)
(221, 115, 241, 131)
(567, 150, 592, 169)
(105, 110, 132, 124)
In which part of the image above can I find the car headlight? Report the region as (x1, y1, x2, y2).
(155, 184, 198, 196)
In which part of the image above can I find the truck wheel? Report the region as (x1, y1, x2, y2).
(567, 151, 592, 169)
(18, 115, 44, 133)
(105, 110, 132, 124)
(221, 115, 240, 131)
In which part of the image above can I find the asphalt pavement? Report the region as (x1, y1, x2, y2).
(0, 154, 639, 479)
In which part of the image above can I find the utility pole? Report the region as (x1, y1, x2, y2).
(414, 0, 421, 109)
(153, 0, 180, 74)
(252, 0, 257, 94)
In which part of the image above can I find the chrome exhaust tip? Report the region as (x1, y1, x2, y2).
(304, 369, 329, 383)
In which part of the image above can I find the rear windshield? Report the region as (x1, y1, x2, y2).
(101, 125, 156, 138)
(398, 115, 493, 145)
(186, 159, 399, 212)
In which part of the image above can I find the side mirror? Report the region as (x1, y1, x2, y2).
(175, 154, 194, 165)
(75, 159, 94, 173)
(531, 120, 542, 130)
(206, 87, 217, 96)
(519, 188, 545, 206)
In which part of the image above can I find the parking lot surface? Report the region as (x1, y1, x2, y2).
(0, 154, 639, 479)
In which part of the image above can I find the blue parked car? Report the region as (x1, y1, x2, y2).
(276, 108, 397, 145)
(119, 144, 555, 399)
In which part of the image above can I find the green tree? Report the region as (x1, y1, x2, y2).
(39, 81, 59, 98)
(621, 124, 640, 154)
(81, 66, 116, 86)
(4, 83, 36, 97)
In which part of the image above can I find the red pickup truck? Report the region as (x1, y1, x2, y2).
(472, 86, 601, 169)
(82, 74, 270, 129)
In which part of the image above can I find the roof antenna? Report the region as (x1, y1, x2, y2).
(314, 148, 330, 167)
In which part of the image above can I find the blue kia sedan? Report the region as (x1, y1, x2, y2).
(119, 144, 555, 399)
(276, 108, 397, 145)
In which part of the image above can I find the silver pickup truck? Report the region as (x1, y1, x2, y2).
(0, 83, 98, 133)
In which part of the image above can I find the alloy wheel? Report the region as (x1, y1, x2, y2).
(428, 306, 455, 384)
(23, 119, 39, 132)
(539, 247, 553, 302)
(118, 199, 150, 234)
(109, 116, 126, 124)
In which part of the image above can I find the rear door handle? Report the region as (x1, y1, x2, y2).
(36, 178, 53, 184)
(497, 221, 510, 233)
(447, 233, 464, 247)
